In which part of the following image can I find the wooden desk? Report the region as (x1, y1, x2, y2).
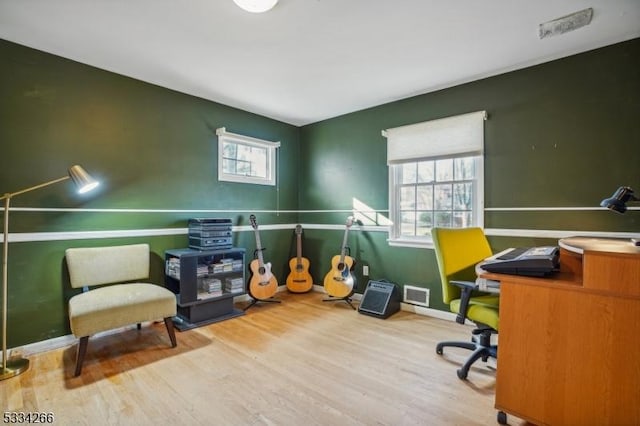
(485, 237, 640, 426)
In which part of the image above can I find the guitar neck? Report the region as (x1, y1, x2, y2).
(296, 233, 302, 265)
(254, 228, 265, 266)
(339, 227, 351, 262)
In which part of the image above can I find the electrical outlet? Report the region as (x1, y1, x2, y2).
(362, 265, 369, 276)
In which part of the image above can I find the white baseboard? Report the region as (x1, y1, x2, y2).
(3, 324, 148, 361)
(400, 302, 458, 322)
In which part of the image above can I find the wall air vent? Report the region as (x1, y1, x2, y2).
(403, 285, 429, 307)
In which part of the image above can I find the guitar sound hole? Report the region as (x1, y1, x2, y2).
(337, 263, 345, 271)
(259, 266, 266, 275)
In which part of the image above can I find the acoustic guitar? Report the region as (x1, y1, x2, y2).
(323, 216, 356, 298)
(248, 214, 278, 300)
(286, 225, 313, 293)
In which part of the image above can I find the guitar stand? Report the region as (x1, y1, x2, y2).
(243, 296, 281, 311)
(244, 246, 281, 311)
(323, 244, 357, 310)
(322, 295, 356, 310)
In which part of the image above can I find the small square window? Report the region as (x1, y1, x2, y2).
(216, 128, 280, 186)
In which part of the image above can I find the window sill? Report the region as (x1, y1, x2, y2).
(387, 238, 435, 249)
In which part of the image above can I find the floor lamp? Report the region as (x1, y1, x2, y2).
(1, 165, 99, 381)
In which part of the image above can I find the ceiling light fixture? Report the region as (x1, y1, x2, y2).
(233, 0, 278, 13)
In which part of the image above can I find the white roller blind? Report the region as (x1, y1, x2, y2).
(383, 110, 486, 164)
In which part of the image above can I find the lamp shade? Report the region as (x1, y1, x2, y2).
(600, 186, 637, 214)
(233, 0, 278, 13)
(68, 165, 99, 194)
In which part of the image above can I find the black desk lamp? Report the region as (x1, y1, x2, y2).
(600, 186, 640, 246)
(600, 186, 639, 213)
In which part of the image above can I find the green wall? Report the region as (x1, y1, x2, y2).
(1, 37, 639, 348)
(299, 37, 640, 309)
(0, 39, 300, 346)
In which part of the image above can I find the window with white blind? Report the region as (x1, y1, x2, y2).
(383, 111, 486, 247)
(216, 127, 280, 186)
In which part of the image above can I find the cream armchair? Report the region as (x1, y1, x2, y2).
(66, 243, 177, 376)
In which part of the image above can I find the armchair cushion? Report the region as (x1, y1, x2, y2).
(69, 283, 176, 338)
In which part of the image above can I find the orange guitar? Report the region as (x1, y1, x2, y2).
(248, 215, 278, 300)
(286, 225, 313, 293)
(323, 216, 356, 298)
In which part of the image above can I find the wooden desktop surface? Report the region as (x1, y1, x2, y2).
(483, 238, 640, 426)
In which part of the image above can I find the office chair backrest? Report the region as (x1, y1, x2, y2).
(432, 227, 493, 304)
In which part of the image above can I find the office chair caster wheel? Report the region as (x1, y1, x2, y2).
(497, 410, 507, 424)
(435, 345, 443, 355)
(456, 368, 468, 380)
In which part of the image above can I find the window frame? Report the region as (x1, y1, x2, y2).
(384, 111, 486, 248)
(216, 127, 280, 186)
(388, 155, 484, 248)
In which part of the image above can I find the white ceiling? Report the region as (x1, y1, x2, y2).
(1, 0, 639, 126)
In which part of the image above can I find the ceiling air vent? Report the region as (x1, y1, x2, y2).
(539, 8, 593, 39)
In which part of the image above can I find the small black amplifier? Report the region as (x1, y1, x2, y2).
(358, 280, 401, 319)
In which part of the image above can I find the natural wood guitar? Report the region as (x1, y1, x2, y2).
(323, 216, 356, 298)
(286, 225, 313, 293)
(248, 214, 278, 300)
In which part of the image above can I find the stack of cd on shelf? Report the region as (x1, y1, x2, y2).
(231, 259, 243, 272)
(210, 259, 234, 273)
(196, 263, 209, 276)
(199, 277, 222, 297)
(224, 277, 244, 294)
(188, 218, 233, 250)
(165, 257, 181, 279)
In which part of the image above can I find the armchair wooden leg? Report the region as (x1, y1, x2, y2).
(164, 317, 177, 347)
(74, 336, 89, 377)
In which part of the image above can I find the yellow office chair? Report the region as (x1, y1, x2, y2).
(432, 227, 499, 380)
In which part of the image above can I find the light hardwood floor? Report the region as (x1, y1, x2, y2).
(1, 292, 517, 425)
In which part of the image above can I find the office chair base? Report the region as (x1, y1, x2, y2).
(436, 328, 497, 380)
(457, 342, 497, 379)
(435, 340, 476, 354)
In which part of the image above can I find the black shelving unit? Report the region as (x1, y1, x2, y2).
(165, 247, 246, 331)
